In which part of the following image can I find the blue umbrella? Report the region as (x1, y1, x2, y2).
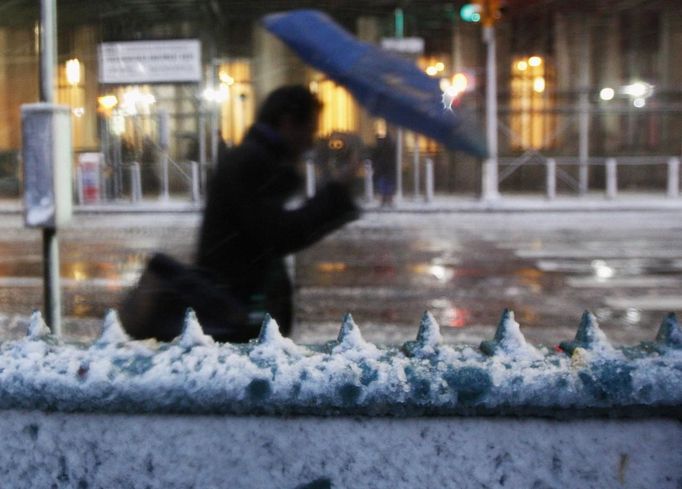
(262, 9, 487, 157)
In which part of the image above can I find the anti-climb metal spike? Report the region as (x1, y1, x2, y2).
(27, 309, 50, 339)
(332, 312, 372, 352)
(655, 312, 681, 348)
(178, 309, 215, 348)
(560, 310, 612, 354)
(337, 313, 359, 343)
(96, 309, 130, 346)
(480, 308, 530, 356)
(416, 311, 442, 346)
(403, 311, 442, 357)
(258, 314, 283, 344)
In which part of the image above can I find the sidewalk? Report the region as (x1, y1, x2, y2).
(1, 192, 681, 215)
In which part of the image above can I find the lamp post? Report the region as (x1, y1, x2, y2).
(481, 0, 501, 201)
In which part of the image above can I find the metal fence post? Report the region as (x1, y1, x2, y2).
(158, 109, 170, 201)
(425, 158, 434, 203)
(364, 159, 374, 204)
(546, 158, 556, 200)
(413, 140, 420, 200)
(667, 157, 679, 198)
(190, 161, 200, 202)
(130, 162, 142, 203)
(76, 165, 84, 205)
(305, 159, 316, 198)
(606, 158, 617, 199)
(395, 128, 403, 202)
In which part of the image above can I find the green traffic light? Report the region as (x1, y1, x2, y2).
(460, 4, 481, 23)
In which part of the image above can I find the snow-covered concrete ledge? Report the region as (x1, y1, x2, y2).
(0, 308, 680, 487)
(1, 411, 679, 488)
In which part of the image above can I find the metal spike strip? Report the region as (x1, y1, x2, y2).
(9, 307, 681, 417)
(21, 307, 681, 353)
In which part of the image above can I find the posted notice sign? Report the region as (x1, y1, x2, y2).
(99, 39, 201, 84)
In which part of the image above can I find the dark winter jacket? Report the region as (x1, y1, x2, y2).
(196, 124, 359, 337)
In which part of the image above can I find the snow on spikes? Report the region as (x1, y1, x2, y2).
(403, 311, 442, 358)
(560, 310, 613, 355)
(95, 310, 130, 347)
(257, 314, 285, 345)
(332, 313, 379, 358)
(27, 310, 51, 339)
(656, 312, 682, 349)
(253, 314, 303, 357)
(178, 309, 215, 349)
(480, 309, 541, 360)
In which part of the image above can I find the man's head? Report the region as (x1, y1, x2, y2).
(256, 85, 322, 157)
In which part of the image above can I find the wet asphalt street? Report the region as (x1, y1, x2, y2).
(0, 208, 680, 346)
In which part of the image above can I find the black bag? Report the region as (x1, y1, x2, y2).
(119, 253, 260, 343)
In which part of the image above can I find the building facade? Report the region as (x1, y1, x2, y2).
(0, 1, 679, 198)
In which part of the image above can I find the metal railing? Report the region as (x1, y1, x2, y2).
(499, 155, 680, 200)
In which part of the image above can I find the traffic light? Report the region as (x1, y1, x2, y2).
(460, 3, 481, 23)
(480, 0, 502, 27)
(460, 1, 503, 26)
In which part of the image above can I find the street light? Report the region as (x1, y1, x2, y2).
(65, 58, 80, 86)
(599, 87, 615, 101)
(622, 81, 652, 99)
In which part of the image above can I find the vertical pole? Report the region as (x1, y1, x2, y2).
(425, 158, 434, 203)
(546, 158, 556, 200)
(209, 60, 219, 168)
(198, 108, 207, 189)
(210, 108, 219, 167)
(40, 0, 61, 335)
(413, 137, 420, 200)
(40, 0, 55, 104)
(394, 9, 404, 204)
(190, 161, 200, 202)
(482, 25, 499, 201)
(76, 166, 84, 205)
(578, 24, 591, 196)
(606, 158, 617, 199)
(364, 159, 374, 203)
(130, 162, 142, 202)
(113, 135, 122, 199)
(667, 157, 679, 198)
(395, 128, 403, 202)
(305, 159, 316, 198)
(158, 109, 170, 201)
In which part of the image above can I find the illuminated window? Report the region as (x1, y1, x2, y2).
(510, 55, 555, 150)
(217, 59, 254, 144)
(310, 76, 358, 136)
(57, 58, 88, 148)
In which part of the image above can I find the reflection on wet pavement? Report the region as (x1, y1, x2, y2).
(0, 211, 679, 345)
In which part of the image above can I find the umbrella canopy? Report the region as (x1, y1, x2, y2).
(262, 9, 487, 157)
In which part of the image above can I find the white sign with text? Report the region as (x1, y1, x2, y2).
(99, 39, 201, 84)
